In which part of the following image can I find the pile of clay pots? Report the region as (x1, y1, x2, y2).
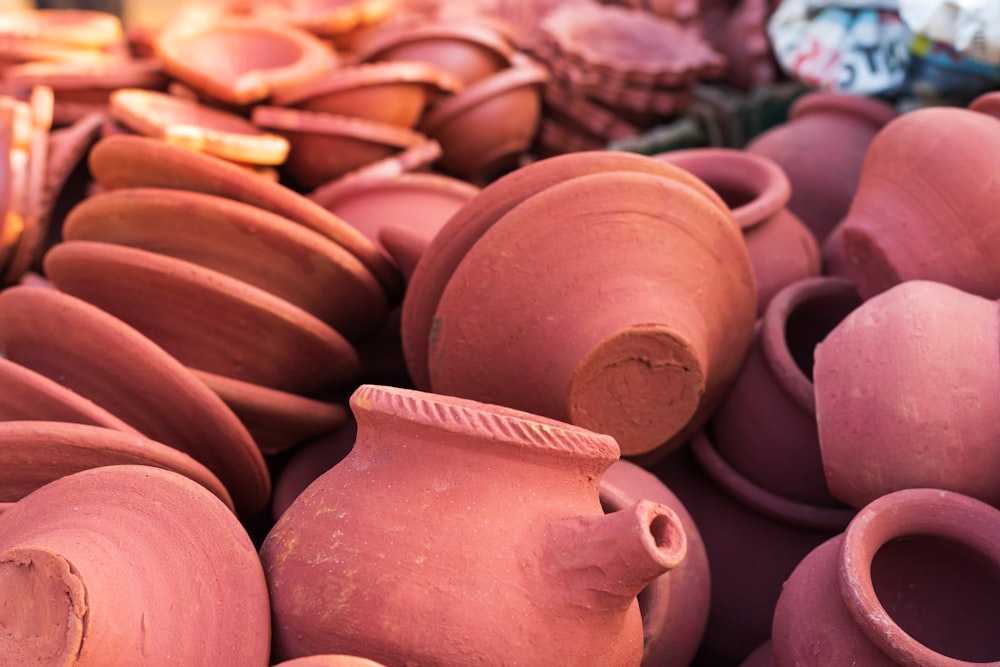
(2, 2, 1000, 667)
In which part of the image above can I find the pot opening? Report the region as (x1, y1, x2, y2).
(870, 534, 1000, 662)
(785, 291, 860, 381)
(711, 180, 759, 211)
(183, 29, 308, 76)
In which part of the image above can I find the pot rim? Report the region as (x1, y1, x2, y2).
(270, 60, 464, 107)
(253, 105, 427, 149)
(790, 92, 898, 130)
(354, 19, 516, 67)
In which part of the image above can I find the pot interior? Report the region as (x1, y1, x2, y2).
(785, 290, 860, 381)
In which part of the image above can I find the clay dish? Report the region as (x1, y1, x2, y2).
(0, 420, 234, 510)
(308, 136, 443, 198)
(401, 150, 728, 390)
(0, 285, 269, 513)
(44, 240, 361, 394)
(418, 58, 548, 180)
(154, 17, 338, 106)
(252, 105, 430, 190)
(110, 88, 289, 165)
(88, 134, 404, 301)
(0, 10, 123, 50)
(270, 61, 464, 128)
(355, 19, 516, 86)
(378, 223, 429, 280)
(0, 465, 271, 665)
(194, 370, 350, 455)
(0, 357, 138, 433)
(63, 187, 388, 340)
(259, 0, 395, 38)
(540, 4, 725, 88)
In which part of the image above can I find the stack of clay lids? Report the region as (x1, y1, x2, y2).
(529, 1, 725, 155)
(0, 9, 127, 68)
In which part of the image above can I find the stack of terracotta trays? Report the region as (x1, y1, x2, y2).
(528, 1, 725, 156)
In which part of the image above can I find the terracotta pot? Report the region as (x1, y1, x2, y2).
(814, 280, 1000, 509)
(418, 56, 547, 181)
(654, 434, 854, 662)
(62, 187, 389, 340)
(262, 384, 687, 665)
(427, 168, 755, 457)
(273, 656, 386, 667)
(772, 488, 1000, 666)
(252, 105, 429, 190)
(44, 240, 361, 394)
(378, 224, 429, 280)
(154, 17, 338, 105)
(969, 89, 1000, 119)
(708, 277, 862, 507)
(270, 61, 464, 128)
(838, 107, 1000, 300)
(271, 419, 356, 521)
(355, 19, 516, 86)
(0, 465, 270, 665)
(655, 148, 821, 315)
(745, 92, 898, 243)
(87, 135, 404, 301)
(0, 420, 233, 510)
(0, 285, 269, 514)
(601, 459, 710, 667)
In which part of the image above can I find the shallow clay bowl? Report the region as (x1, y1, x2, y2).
(87, 134, 403, 301)
(252, 105, 429, 190)
(401, 150, 728, 390)
(0, 9, 124, 50)
(63, 187, 389, 340)
(0, 420, 234, 510)
(44, 240, 360, 394)
(194, 370, 350, 455)
(269, 61, 463, 128)
(0, 285, 268, 513)
(110, 88, 289, 165)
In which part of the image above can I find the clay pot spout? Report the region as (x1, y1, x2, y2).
(548, 499, 688, 607)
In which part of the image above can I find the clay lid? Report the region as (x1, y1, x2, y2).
(194, 370, 350, 455)
(44, 240, 362, 394)
(540, 4, 725, 88)
(0, 9, 124, 50)
(154, 17, 338, 105)
(2, 58, 166, 93)
(110, 88, 290, 165)
(308, 136, 443, 200)
(259, 0, 397, 37)
(0, 285, 269, 513)
(87, 134, 404, 301)
(0, 420, 234, 511)
(63, 187, 389, 340)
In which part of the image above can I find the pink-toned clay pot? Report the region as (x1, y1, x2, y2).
(814, 280, 1000, 509)
(262, 384, 687, 665)
(418, 57, 548, 181)
(378, 224, 428, 280)
(273, 656, 386, 667)
(653, 434, 854, 662)
(655, 148, 821, 315)
(271, 419, 356, 521)
(0, 465, 270, 665)
(772, 488, 1000, 666)
(252, 105, 429, 190)
(44, 240, 361, 394)
(708, 277, 862, 507)
(87, 135, 404, 301)
(0, 420, 233, 510)
(0, 285, 269, 514)
(428, 169, 755, 457)
(838, 107, 1000, 300)
(746, 92, 898, 243)
(820, 218, 849, 279)
(969, 89, 1000, 118)
(601, 460, 710, 667)
(270, 61, 464, 128)
(355, 19, 516, 86)
(154, 17, 338, 106)
(62, 187, 389, 340)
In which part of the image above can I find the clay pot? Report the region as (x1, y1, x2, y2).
(252, 105, 430, 190)
(426, 166, 755, 457)
(654, 434, 854, 662)
(155, 17, 338, 106)
(772, 488, 1000, 666)
(262, 384, 687, 665)
(838, 107, 1000, 300)
(814, 280, 1000, 509)
(708, 277, 862, 507)
(87, 135, 404, 301)
(745, 92, 898, 243)
(273, 657, 386, 667)
(655, 148, 821, 315)
(378, 224, 429, 280)
(0, 285, 269, 514)
(969, 89, 1000, 119)
(0, 465, 270, 665)
(355, 19, 516, 86)
(271, 419, 357, 521)
(270, 61, 464, 128)
(418, 56, 547, 181)
(601, 460, 710, 667)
